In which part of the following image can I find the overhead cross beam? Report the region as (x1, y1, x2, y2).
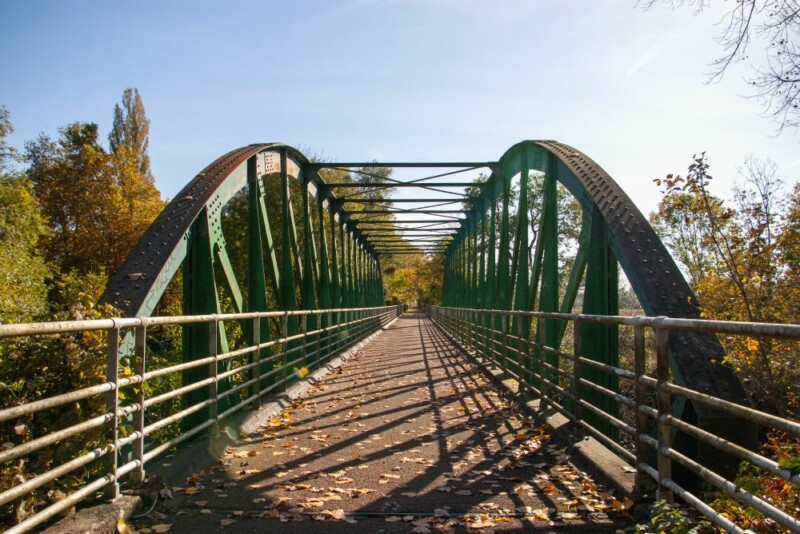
(308, 162, 495, 169)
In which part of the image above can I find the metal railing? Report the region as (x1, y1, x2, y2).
(428, 305, 800, 534)
(0, 304, 401, 533)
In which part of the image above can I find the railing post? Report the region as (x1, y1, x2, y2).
(538, 318, 548, 409)
(655, 319, 673, 502)
(281, 312, 289, 389)
(517, 315, 528, 393)
(501, 313, 509, 372)
(251, 316, 261, 408)
(633, 319, 652, 495)
(131, 325, 147, 484)
(470, 309, 477, 351)
(209, 319, 219, 435)
(573, 319, 583, 437)
(105, 326, 120, 500)
(317, 310, 324, 367)
(300, 314, 308, 372)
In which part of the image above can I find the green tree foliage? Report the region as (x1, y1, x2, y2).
(651, 153, 799, 417)
(0, 177, 50, 323)
(109, 88, 152, 181)
(25, 122, 164, 277)
(0, 109, 50, 323)
(382, 253, 443, 305)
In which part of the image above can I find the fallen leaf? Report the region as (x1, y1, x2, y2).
(219, 518, 236, 527)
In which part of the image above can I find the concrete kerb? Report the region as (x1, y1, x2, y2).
(41, 314, 400, 534)
(428, 316, 635, 498)
(40, 495, 141, 534)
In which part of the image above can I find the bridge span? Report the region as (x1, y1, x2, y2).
(1, 141, 799, 533)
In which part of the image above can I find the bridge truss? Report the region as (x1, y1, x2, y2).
(102, 141, 751, 452)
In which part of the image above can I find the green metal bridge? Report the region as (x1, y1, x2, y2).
(1, 141, 799, 533)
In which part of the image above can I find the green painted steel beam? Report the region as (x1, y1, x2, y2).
(307, 162, 496, 169)
(327, 182, 477, 188)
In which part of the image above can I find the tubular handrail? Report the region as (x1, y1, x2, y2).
(428, 305, 800, 534)
(0, 304, 402, 534)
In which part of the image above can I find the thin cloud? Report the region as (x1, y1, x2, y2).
(626, 24, 688, 78)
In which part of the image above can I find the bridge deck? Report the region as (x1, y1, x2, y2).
(136, 313, 628, 533)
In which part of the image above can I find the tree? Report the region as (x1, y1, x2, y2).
(653, 153, 798, 416)
(0, 108, 50, 323)
(642, 1, 800, 131)
(109, 88, 152, 180)
(26, 122, 164, 277)
(0, 106, 18, 174)
(649, 191, 722, 288)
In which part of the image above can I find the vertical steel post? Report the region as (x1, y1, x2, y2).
(300, 314, 308, 372)
(247, 156, 270, 394)
(655, 321, 673, 502)
(131, 325, 146, 484)
(573, 320, 583, 435)
(281, 313, 289, 389)
(539, 153, 560, 393)
(105, 327, 120, 500)
(496, 176, 511, 312)
(279, 150, 298, 325)
(633, 320, 651, 494)
(209, 319, 219, 434)
(581, 204, 620, 439)
(501, 314, 509, 372)
(251, 316, 261, 408)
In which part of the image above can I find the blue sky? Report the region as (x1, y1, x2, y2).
(1, 0, 797, 216)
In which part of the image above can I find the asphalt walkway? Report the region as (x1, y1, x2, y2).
(132, 313, 630, 533)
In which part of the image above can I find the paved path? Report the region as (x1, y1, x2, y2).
(133, 313, 630, 533)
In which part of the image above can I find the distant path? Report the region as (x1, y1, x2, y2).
(135, 313, 629, 533)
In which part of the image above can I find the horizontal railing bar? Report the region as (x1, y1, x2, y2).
(577, 378, 638, 409)
(0, 382, 113, 422)
(143, 355, 216, 381)
(440, 307, 800, 339)
(0, 305, 397, 338)
(0, 443, 113, 507)
(6, 473, 114, 534)
(661, 381, 800, 437)
(143, 399, 215, 436)
(143, 377, 215, 409)
(666, 415, 800, 486)
(0, 413, 112, 464)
